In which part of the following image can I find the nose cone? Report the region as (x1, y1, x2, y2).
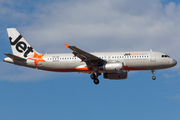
(172, 59, 177, 66)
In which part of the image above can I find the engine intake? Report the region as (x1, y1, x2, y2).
(99, 62, 124, 72)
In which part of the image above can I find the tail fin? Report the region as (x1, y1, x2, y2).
(7, 28, 39, 58)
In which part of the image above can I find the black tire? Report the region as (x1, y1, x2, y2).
(90, 73, 96, 79)
(152, 76, 156, 80)
(94, 79, 99, 85)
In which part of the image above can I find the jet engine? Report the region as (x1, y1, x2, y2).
(99, 62, 124, 72)
(103, 72, 127, 80)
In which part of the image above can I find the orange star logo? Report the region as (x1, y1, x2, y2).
(28, 52, 46, 66)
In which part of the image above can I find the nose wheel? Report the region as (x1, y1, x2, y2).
(152, 76, 156, 80)
(151, 70, 156, 80)
(90, 73, 100, 85)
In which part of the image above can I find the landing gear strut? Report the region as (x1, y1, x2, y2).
(90, 73, 101, 85)
(151, 70, 156, 80)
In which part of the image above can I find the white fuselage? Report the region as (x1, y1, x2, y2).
(4, 51, 177, 73)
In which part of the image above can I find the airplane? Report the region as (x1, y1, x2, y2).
(3, 28, 177, 84)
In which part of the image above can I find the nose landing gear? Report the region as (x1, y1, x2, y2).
(151, 70, 156, 80)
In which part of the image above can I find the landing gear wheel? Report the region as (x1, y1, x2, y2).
(151, 70, 156, 80)
(90, 73, 96, 79)
(152, 76, 156, 80)
(94, 79, 99, 85)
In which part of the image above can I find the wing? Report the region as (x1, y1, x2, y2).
(4, 53, 26, 61)
(65, 43, 106, 69)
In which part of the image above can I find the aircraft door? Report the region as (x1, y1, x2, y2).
(150, 52, 156, 62)
(105, 55, 111, 61)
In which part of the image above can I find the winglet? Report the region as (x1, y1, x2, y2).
(64, 43, 70, 48)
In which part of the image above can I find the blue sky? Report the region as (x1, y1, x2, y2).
(0, 0, 180, 120)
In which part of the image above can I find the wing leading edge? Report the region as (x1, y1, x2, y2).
(64, 43, 106, 70)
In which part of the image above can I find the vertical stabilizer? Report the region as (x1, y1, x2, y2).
(7, 28, 39, 58)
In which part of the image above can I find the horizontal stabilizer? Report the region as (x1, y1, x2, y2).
(4, 53, 26, 61)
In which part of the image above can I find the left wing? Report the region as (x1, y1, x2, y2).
(4, 53, 26, 61)
(65, 43, 106, 70)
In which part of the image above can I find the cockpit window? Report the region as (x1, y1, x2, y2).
(162, 55, 170, 58)
(165, 55, 170, 58)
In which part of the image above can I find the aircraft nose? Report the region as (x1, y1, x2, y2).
(172, 59, 177, 66)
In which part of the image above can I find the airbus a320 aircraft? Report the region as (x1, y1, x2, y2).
(3, 28, 177, 84)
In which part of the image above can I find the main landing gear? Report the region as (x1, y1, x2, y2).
(151, 70, 156, 80)
(90, 73, 101, 85)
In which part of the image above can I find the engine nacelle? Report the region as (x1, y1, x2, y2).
(103, 72, 127, 80)
(99, 62, 124, 72)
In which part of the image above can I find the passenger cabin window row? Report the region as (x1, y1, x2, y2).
(47, 55, 149, 61)
(104, 55, 149, 59)
(47, 57, 78, 61)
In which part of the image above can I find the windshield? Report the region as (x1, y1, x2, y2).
(162, 55, 170, 58)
